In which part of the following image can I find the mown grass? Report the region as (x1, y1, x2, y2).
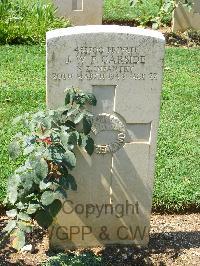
(154, 47, 200, 211)
(0, 45, 46, 200)
(0, 45, 199, 211)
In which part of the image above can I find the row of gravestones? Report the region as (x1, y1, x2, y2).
(52, 0, 200, 31)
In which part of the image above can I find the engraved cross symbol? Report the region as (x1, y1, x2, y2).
(92, 85, 151, 155)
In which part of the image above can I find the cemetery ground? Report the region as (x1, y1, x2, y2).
(0, 213, 199, 265)
(0, 43, 199, 265)
(0, 2, 200, 265)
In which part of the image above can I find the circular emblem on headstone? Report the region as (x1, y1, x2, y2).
(91, 113, 127, 154)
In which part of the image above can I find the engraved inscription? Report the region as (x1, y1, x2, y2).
(51, 45, 160, 81)
(75, 46, 145, 81)
(92, 113, 127, 154)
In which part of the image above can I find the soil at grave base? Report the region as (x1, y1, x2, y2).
(103, 20, 200, 47)
(0, 214, 199, 266)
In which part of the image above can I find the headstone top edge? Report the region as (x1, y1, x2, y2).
(46, 25, 165, 42)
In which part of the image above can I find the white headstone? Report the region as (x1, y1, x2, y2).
(52, 0, 103, 25)
(46, 25, 165, 249)
(172, 0, 200, 32)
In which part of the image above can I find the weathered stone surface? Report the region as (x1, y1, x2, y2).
(52, 0, 103, 25)
(172, 0, 200, 32)
(46, 25, 165, 249)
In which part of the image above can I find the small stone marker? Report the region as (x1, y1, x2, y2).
(172, 0, 200, 32)
(46, 25, 165, 249)
(52, 0, 103, 25)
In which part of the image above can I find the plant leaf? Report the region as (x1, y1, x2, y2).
(6, 209, 17, 218)
(35, 210, 53, 229)
(60, 131, 69, 148)
(27, 204, 40, 215)
(21, 173, 33, 191)
(41, 191, 55, 206)
(68, 132, 78, 145)
(67, 106, 79, 117)
(60, 173, 77, 191)
(3, 220, 16, 233)
(83, 116, 92, 134)
(55, 187, 67, 199)
(35, 158, 48, 179)
(66, 174, 77, 191)
(65, 120, 76, 129)
(65, 91, 71, 105)
(74, 112, 84, 124)
(11, 229, 26, 251)
(39, 180, 52, 191)
(78, 133, 88, 148)
(42, 117, 52, 129)
(16, 202, 25, 210)
(17, 221, 32, 233)
(86, 93, 97, 106)
(62, 151, 76, 170)
(85, 137, 95, 155)
(47, 199, 62, 217)
(18, 212, 31, 221)
(7, 176, 19, 205)
(8, 140, 21, 159)
(23, 145, 35, 155)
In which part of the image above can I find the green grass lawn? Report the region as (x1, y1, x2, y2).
(0, 45, 46, 201)
(155, 47, 200, 211)
(0, 45, 199, 212)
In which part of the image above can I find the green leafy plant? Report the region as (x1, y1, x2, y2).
(43, 251, 101, 266)
(130, 0, 193, 28)
(2, 88, 97, 251)
(0, 0, 70, 44)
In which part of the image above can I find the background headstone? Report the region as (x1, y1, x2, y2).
(46, 25, 165, 249)
(172, 0, 200, 32)
(52, 0, 103, 25)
